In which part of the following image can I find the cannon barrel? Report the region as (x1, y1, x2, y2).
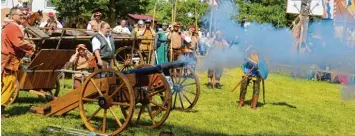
(121, 61, 186, 75)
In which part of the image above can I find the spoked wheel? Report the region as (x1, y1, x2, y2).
(121, 64, 172, 128)
(169, 66, 200, 111)
(79, 69, 135, 135)
(114, 46, 143, 71)
(38, 80, 60, 101)
(7, 81, 20, 105)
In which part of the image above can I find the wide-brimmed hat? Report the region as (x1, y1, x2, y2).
(76, 44, 87, 50)
(162, 23, 168, 26)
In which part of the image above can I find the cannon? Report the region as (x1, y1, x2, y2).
(30, 59, 199, 135)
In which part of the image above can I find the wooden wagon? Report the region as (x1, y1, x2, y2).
(9, 26, 200, 112)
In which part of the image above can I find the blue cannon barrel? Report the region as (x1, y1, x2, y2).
(121, 61, 186, 75)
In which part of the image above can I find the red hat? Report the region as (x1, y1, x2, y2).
(76, 44, 87, 50)
(173, 22, 180, 26)
(190, 25, 196, 29)
(94, 12, 102, 16)
(48, 12, 54, 17)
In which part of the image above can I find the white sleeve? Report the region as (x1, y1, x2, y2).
(184, 36, 191, 43)
(39, 22, 47, 27)
(87, 23, 92, 30)
(56, 21, 63, 28)
(92, 37, 101, 52)
(112, 26, 120, 33)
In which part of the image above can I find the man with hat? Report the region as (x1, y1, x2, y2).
(238, 49, 262, 109)
(139, 19, 156, 64)
(167, 22, 184, 61)
(39, 12, 63, 28)
(2, 7, 34, 119)
(91, 22, 115, 69)
(206, 30, 229, 89)
(68, 44, 94, 89)
(182, 25, 199, 71)
(155, 23, 169, 64)
(87, 12, 104, 32)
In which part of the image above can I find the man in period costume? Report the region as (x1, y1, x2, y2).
(167, 22, 184, 61)
(91, 22, 115, 69)
(87, 12, 104, 32)
(2, 7, 34, 118)
(132, 20, 145, 37)
(238, 49, 262, 109)
(183, 25, 199, 70)
(139, 19, 156, 64)
(68, 44, 94, 89)
(155, 23, 169, 64)
(206, 30, 229, 89)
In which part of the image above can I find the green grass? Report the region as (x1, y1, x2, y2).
(2, 68, 355, 136)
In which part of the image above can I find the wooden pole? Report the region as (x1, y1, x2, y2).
(152, 0, 157, 29)
(174, 0, 177, 23)
(209, 0, 214, 37)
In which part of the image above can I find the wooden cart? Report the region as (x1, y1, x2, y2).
(29, 60, 195, 135)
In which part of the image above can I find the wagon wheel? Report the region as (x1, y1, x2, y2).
(79, 69, 135, 135)
(7, 81, 20, 105)
(38, 79, 60, 101)
(121, 64, 172, 128)
(169, 66, 200, 111)
(114, 46, 144, 71)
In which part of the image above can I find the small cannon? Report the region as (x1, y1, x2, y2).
(30, 60, 200, 135)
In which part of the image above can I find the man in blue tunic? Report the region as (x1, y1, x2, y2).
(238, 49, 262, 109)
(155, 23, 169, 64)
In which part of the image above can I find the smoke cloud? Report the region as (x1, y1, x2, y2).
(195, 1, 355, 74)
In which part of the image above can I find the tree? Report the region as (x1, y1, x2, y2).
(50, 0, 150, 26)
(144, 0, 208, 27)
(236, 0, 298, 28)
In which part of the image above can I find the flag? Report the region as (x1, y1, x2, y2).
(209, 0, 219, 6)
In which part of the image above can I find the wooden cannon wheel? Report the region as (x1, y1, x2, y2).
(78, 69, 135, 135)
(120, 64, 172, 128)
(169, 66, 200, 111)
(114, 46, 144, 71)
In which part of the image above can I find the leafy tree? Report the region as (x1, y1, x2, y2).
(236, 0, 298, 28)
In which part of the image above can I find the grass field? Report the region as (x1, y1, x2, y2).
(2, 68, 355, 136)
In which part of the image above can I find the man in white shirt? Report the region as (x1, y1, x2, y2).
(39, 12, 63, 28)
(91, 22, 115, 69)
(112, 19, 131, 34)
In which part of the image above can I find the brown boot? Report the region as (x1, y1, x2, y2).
(238, 98, 244, 107)
(251, 95, 259, 109)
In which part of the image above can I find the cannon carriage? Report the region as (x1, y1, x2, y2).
(7, 26, 200, 134)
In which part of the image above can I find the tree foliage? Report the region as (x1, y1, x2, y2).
(236, 0, 298, 28)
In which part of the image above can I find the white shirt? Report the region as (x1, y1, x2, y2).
(87, 23, 92, 30)
(92, 32, 113, 52)
(112, 25, 131, 34)
(39, 21, 63, 28)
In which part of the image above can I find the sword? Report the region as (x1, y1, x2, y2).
(231, 66, 254, 92)
(262, 78, 265, 104)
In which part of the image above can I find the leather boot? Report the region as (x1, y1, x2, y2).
(238, 98, 244, 107)
(251, 95, 259, 109)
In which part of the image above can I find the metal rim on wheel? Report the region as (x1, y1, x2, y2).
(121, 64, 172, 128)
(114, 46, 143, 71)
(79, 69, 135, 135)
(169, 66, 200, 111)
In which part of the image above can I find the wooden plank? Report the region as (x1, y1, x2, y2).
(30, 77, 115, 116)
(27, 49, 75, 70)
(26, 26, 50, 39)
